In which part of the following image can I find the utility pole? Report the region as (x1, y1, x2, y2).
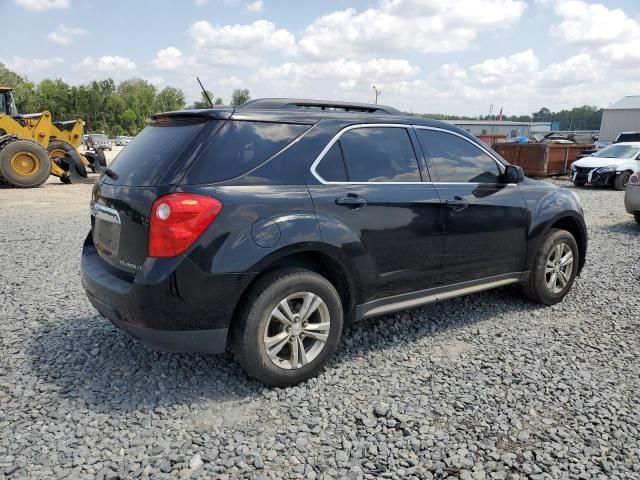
(372, 85, 381, 104)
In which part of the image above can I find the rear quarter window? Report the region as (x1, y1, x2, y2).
(185, 121, 310, 184)
(103, 120, 206, 186)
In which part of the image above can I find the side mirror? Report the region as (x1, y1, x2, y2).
(504, 164, 525, 184)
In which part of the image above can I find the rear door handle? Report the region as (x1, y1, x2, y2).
(445, 196, 469, 212)
(336, 194, 367, 209)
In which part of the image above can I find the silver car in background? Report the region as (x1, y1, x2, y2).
(625, 171, 640, 224)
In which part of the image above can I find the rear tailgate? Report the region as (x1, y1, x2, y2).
(90, 113, 217, 274)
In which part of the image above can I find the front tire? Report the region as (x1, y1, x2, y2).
(572, 179, 586, 187)
(524, 228, 579, 305)
(634, 212, 640, 224)
(614, 171, 631, 191)
(0, 140, 51, 188)
(232, 268, 343, 386)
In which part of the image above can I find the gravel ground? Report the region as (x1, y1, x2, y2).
(1, 178, 639, 480)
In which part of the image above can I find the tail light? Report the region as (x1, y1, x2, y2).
(149, 193, 223, 258)
(630, 172, 640, 185)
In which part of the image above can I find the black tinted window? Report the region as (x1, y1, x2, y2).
(104, 121, 205, 186)
(316, 143, 347, 182)
(339, 127, 420, 182)
(186, 121, 309, 184)
(416, 129, 501, 183)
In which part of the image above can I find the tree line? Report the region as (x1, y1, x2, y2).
(2, 61, 603, 135)
(421, 106, 603, 131)
(0, 62, 251, 136)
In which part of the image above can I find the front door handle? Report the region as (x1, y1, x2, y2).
(336, 194, 367, 209)
(445, 196, 469, 212)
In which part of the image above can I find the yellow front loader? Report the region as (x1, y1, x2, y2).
(0, 86, 104, 188)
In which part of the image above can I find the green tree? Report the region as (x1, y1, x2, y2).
(191, 90, 214, 109)
(156, 86, 186, 112)
(230, 88, 250, 107)
(214, 97, 224, 105)
(117, 78, 157, 131)
(119, 108, 137, 135)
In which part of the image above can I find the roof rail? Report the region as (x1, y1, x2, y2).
(237, 98, 401, 115)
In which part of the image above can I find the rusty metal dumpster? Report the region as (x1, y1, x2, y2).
(493, 143, 593, 176)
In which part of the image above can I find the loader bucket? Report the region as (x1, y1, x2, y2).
(57, 154, 88, 183)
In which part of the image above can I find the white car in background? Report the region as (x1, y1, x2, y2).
(570, 142, 640, 190)
(115, 135, 133, 146)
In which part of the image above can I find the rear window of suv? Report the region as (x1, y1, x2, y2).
(185, 120, 310, 184)
(103, 120, 206, 186)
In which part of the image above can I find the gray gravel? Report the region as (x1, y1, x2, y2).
(1, 178, 639, 479)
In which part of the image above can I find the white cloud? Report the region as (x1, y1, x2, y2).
(541, 54, 599, 88)
(14, 0, 69, 11)
(550, 0, 638, 47)
(246, 0, 263, 13)
(77, 56, 136, 72)
(194, 0, 207, 5)
(47, 24, 87, 46)
(187, 20, 296, 66)
(0, 56, 64, 75)
(218, 76, 244, 88)
(470, 49, 539, 86)
(299, 0, 526, 59)
(255, 58, 419, 83)
(545, 0, 640, 69)
(151, 47, 197, 71)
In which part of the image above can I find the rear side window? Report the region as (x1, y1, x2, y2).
(339, 127, 421, 182)
(416, 129, 501, 183)
(315, 143, 348, 182)
(186, 121, 309, 184)
(104, 121, 206, 186)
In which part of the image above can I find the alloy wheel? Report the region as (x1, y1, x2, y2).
(263, 292, 331, 370)
(545, 241, 574, 294)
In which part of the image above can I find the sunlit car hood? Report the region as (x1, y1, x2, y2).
(573, 156, 635, 168)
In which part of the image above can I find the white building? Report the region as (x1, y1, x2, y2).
(446, 120, 553, 139)
(599, 95, 640, 143)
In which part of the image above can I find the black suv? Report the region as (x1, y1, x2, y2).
(81, 98, 587, 386)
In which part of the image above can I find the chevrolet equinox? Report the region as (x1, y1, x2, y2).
(81, 98, 588, 386)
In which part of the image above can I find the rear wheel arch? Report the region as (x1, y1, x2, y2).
(227, 249, 357, 349)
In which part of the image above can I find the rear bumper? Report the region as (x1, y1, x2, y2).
(81, 233, 255, 354)
(625, 184, 640, 214)
(86, 291, 228, 353)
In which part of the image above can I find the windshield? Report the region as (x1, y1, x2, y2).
(593, 145, 640, 159)
(92, 135, 108, 141)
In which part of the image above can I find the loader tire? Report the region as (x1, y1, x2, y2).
(48, 140, 87, 181)
(0, 140, 51, 188)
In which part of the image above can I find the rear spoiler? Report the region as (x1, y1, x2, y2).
(150, 109, 234, 124)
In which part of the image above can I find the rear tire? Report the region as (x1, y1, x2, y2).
(232, 268, 343, 386)
(634, 212, 640, 224)
(614, 171, 631, 191)
(0, 140, 51, 188)
(524, 228, 579, 305)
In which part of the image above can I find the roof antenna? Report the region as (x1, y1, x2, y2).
(196, 76, 214, 108)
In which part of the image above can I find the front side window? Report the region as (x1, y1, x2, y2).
(416, 129, 502, 183)
(338, 127, 421, 182)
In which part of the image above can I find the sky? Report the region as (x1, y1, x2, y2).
(1, 0, 639, 116)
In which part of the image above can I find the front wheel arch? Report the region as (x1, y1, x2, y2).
(528, 213, 587, 276)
